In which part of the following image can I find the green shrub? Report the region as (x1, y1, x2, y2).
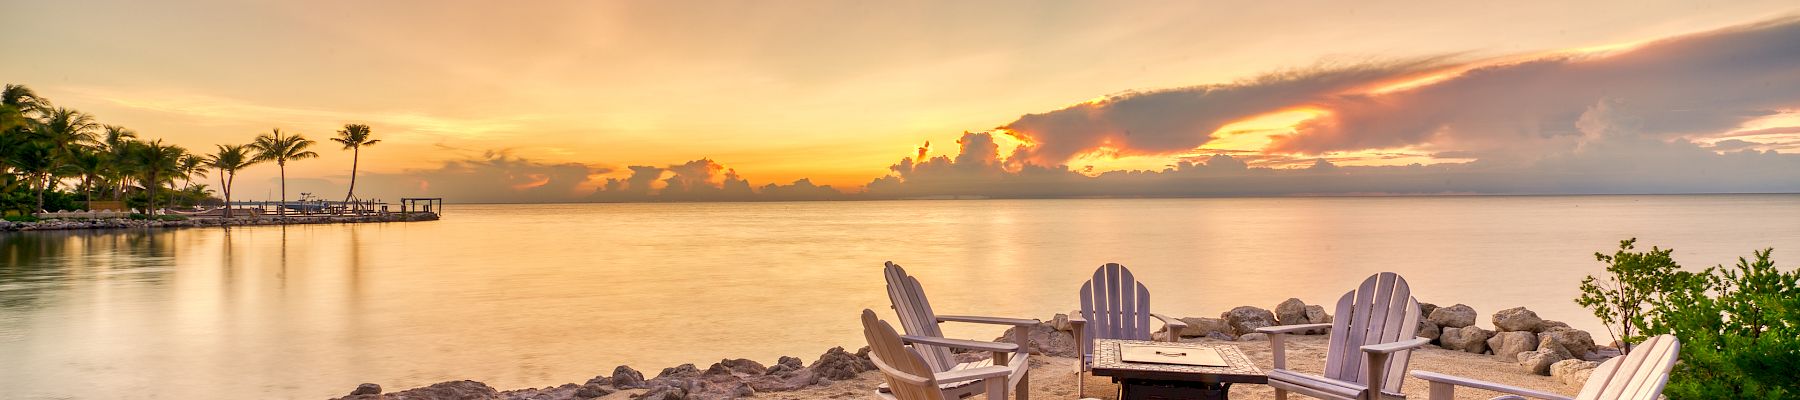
(128, 213, 149, 220)
(1576, 239, 1799, 399)
(3, 214, 39, 222)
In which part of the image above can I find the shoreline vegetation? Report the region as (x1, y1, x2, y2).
(0, 212, 438, 232)
(327, 303, 1614, 400)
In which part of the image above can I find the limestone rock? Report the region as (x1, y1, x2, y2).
(1275, 298, 1310, 326)
(1238, 333, 1269, 342)
(1050, 313, 1072, 331)
(717, 358, 767, 376)
(350, 383, 381, 396)
(1439, 326, 1494, 353)
(1204, 332, 1235, 341)
(1517, 349, 1568, 376)
(657, 364, 702, 380)
(1417, 320, 1441, 341)
(1173, 317, 1233, 338)
(613, 365, 648, 389)
(809, 346, 875, 380)
(1551, 359, 1601, 386)
(1487, 331, 1539, 362)
(575, 383, 614, 398)
(1418, 303, 1439, 320)
(1428, 304, 1477, 329)
(747, 367, 818, 392)
(343, 380, 498, 400)
(1539, 320, 1573, 332)
(1304, 305, 1332, 325)
(996, 322, 1079, 357)
(1222, 306, 1277, 336)
(636, 383, 686, 400)
(1492, 307, 1544, 332)
(1538, 330, 1596, 359)
(764, 356, 805, 375)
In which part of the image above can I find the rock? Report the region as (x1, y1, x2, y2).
(718, 358, 767, 376)
(1204, 332, 1235, 341)
(1275, 298, 1310, 326)
(1540, 320, 1573, 332)
(1584, 347, 1622, 362)
(1439, 326, 1494, 353)
(1487, 331, 1539, 361)
(350, 383, 381, 396)
(1304, 305, 1332, 325)
(1419, 302, 1439, 319)
(584, 375, 613, 387)
(1222, 306, 1277, 335)
(1050, 313, 1073, 331)
(636, 383, 686, 400)
(747, 368, 819, 392)
(657, 364, 702, 379)
(995, 323, 1079, 357)
(1174, 317, 1233, 338)
(575, 383, 614, 398)
(765, 356, 805, 375)
(1417, 320, 1441, 341)
(1517, 349, 1568, 376)
(809, 346, 875, 380)
(1238, 333, 1268, 342)
(349, 380, 497, 400)
(1428, 304, 1477, 329)
(613, 365, 648, 389)
(1492, 307, 1544, 332)
(1538, 330, 1596, 359)
(1550, 359, 1601, 386)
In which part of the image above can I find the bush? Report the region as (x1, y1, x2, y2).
(1576, 239, 1799, 399)
(3, 214, 39, 222)
(128, 213, 149, 220)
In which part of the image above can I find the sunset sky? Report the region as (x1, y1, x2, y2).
(4, 1, 1799, 202)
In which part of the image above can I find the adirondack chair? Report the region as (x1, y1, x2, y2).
(1069, 263, 1190, 396)
(862, 309, 1029, 400)
(1412, 334, 1681, 400)
(1256, 272, 1433, 400)
(883, 262, 1035, 399)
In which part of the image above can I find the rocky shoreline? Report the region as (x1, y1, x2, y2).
(0, 212, 439, 231)
(329, 299, 1617, 400)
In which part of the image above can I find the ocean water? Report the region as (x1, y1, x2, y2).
(1, 195, 1796, 399)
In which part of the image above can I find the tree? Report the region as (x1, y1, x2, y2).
(248, 128, 317, 218)
(9, 140, 57, 211)
(0, 84, 46, 134)
(177, 153, 206, 190)
(1576, 238, 1685, 354)
(67, 148, 107, 210)
(124, 139, 186, 215)
(203, 144, 259, 218)
(99, 125, 139, 200)
(331, 123, 379, 203)
(35, 107, 99, 157)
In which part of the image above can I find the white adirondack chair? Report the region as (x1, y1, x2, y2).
(1069, 263, 1190, 396)
(883, 262, 1035, 399)
(862, 309, 1029, 400)
(1257, 272, 1433, 400)
(1412, 334, 1681, 400)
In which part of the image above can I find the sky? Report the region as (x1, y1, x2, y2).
(4, 1, 1798, 202)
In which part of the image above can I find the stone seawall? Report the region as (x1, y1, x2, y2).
(0, 212, 439, 231)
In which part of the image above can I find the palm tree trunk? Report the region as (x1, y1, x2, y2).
(278, 162, 287, 220)
(34, 174, 45, 212)
(146, 173, 157, 216)
(220, 171, 231, 219)
(344, 146, 359, 203)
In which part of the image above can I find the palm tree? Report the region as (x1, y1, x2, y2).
(203, 144, 259, 218)
(9, 140, 56, 211)
(248, 128, 318, 218)
(125, 139, 186, 215)
(331, 124, 379, 203)
(177, 153, 206, 190)
(100, 125, 138, 200)
(67, 149, 107, 210)
(36, 107, 99, 157)
(0, 85, 45, 134)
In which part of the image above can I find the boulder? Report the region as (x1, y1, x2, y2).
(747, 367, 819, 392)
(612, 365, 648, 389)
(1439, 326, 1494, 353)
(350, 383, 381, 396)
(1584, 347, 1622, 362)
(765, 356, 805, 375)
(1203, 332, 1235, 341)
(338, 380, 498, 400)
(1303, 305, 1332, 325)
(657, 364, 702, 379)
(1174, 317, 1234, 338)
(1238, 333, 1269, 342)
(1492, 307, 1544, 332)
(1517, 349, 1567, 376)
(995, 322, 1079, 357)
(809, 346, 875, 380)
(636, 383, 687, 400)
(1539, 320, 1574, 332)
(1050, 313, 1073, 331)
(1275, 298, 1310, 326)
(1428, 304, 1477, 329)
(1538, 330, 1596, 359)
(1418, 303, 1439, 320)
(1222, 306, 1277, 335)
(575, 383, 614, 398)
(1550, 359, 1601, 386)
(1417, 320, 1441, 342)
(1487, 331, 1539, 361)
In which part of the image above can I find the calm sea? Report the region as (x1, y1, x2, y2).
(2, 195, 1797, 399)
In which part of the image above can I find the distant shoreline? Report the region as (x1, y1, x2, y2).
(0, 212, 439, 232)
(445, 191, 1800, 206)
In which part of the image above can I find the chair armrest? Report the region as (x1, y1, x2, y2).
(1149, 313, 1188, 330)
(936, 315, 1040, 327)
(901, 335, 1019, 353)
(1362, 337, 1432, 354)
(934, 365, 1015, 383)
(1411, 371, 1574, 400)
(1256, 323, 1333, 335)
(1068, 311, 1086, 325)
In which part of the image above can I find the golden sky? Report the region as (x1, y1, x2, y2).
(4, 1, 1797, 201)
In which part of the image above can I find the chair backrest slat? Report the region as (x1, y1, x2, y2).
(1576, 334, 1680, 400)
(1079, 263, 1154, 354)
(883, 262, 955, 372)
(1322, 272, 1421, 395)
(862, 309, 945, 400)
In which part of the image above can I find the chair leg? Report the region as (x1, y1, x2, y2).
(1075, 370, 1084, 398)
(1016, 370, 1028, 400)
(1275, 388, 1287, 400)
(986, 378, 1008, 400)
